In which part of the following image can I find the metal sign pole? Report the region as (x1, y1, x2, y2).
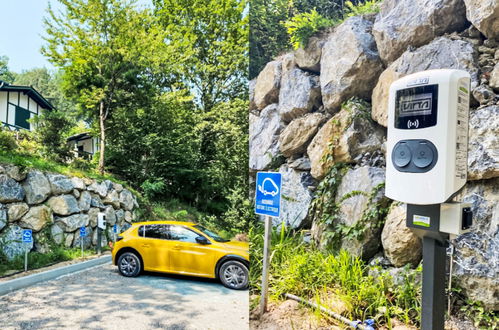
(421, 236, 447, 330)
(24, 248, 28, 272)
(97, 228, 102, 255)
(81, 238, 84, 258)
(259, 216, 272, 316)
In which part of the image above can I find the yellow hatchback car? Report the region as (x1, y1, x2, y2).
(111, 221, 249, 290)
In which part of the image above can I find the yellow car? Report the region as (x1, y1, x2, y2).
(111, 221, 249, 290)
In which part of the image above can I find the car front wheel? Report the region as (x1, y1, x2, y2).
(117, 252, 142, 277)
(219, 260, 248, 290)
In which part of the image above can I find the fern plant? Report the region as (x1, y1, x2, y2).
(284, 9, 333, 50)
(345, 0, 382, 18)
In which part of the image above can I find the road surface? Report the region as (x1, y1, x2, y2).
(0, 263, 248, 330)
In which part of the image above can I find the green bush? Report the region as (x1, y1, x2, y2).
(0, 129, 17, 152)
(284, 9, 334, 50)
(344, 0, 382, 17)
(31, 110, 73, 162)
(141, 179, 166, 200)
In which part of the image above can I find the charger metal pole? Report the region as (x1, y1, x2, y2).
(422, 237, 447, 330)
(259, 215, 272, 316)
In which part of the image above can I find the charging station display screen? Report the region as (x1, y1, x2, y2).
(395, 85, 438, 129)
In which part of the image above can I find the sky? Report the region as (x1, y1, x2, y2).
(0, 0, 151, 73)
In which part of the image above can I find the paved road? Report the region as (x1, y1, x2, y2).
(0, 263, 248, 330)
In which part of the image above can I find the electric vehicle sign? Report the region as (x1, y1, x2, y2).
(255, 172, 282, 218)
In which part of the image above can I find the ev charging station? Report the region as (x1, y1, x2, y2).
(385, 69, 473, 330)
(97, 213, 107, 255)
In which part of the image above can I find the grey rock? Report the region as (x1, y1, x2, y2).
(279, 113, 326, 158)
(19, 205, 53, 232)
(249, 78, 257, 111)
(90, 194, 105, 209)
(64, 233, 74, 248)
(0, 174, 25, 203)
(119, 190, 134, 211)
(104, 205, 117, 226)
(320, 16, 383, 113)
(114, 183, 124, 193)
(124, 211, 133, 223)
(373, 0, 467, 63)
(50, 223, 64, 245)
(88, 208, 100, 227)
(0, 204, 6, 231)
(249, 104, 283, 171)
(71, 177, 86, 190)
(490, 63, 499, 91)
(467, 105, 499, 180)
(4, 165, 26, 181)
(47, 174, 74, 195)
(372, 37, 479, 126)
(23, 170, 51, 205)
(381, 203, 422, 267)
(278, 68, 321, 122)
(103, 180, 114, 192)
(115, 209, 125, 225)
(73, 189, 80, 199)
(472, 84, 496, 105)
(55, 213, 89, 232)
(87, 181, 108, 198)
(464, 0, 499, 40)
(103, 190, 120, 209)
(0, 225, 27, 260)
(295, 35, 325, 73)
(79, 191, 92, 212)
(288, 157, 311, 171)
(277, 165, 314, 228)
(47, 195, 80, 216)
(254, 60, 282, 110)
(7, 202, 29, 222)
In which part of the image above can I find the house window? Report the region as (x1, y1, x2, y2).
(15, 106, 31, 130)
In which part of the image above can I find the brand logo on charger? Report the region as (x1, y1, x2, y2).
(407, 77, 429, 87)
(407, 120, 419, 129)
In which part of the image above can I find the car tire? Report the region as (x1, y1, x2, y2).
(219, 260, 248, 290)
(117, 252, 142, 277)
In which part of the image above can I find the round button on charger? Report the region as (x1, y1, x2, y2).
(392, 143, 412, 167)
(413, 143, 433, 168)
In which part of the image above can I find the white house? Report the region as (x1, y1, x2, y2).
(67, 132, 100, 159)
(0, 80, 55, 131)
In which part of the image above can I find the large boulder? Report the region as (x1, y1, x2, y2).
(335, 166, 387, 260)
(119, 190, 135, 211)
(78, 191, 92, 212)
(47, 195, 80, 216)
(90, 194, 105, 209)
(320, 16, 383, 113)
(295, 35, 325, 73)
(47, 174, 74, 195)
(373, 0, 467, 64)
(452, 178, 499, 311)
(0, 174, 25, 203)
(115, 209, 125, 225)
(254, 60, 282, 110)
(71, 177, 86, 190)
(88, 207, 100, 227)
(381, 203, 422, 267)
(103, 190, 120, 209)
(0, 225, 26, 260)
(104, 205, 117, 226)
(279, 113, 326, 158)
(307, 101, 385, 180)
(55, 213, 90, 232)
(372, 37, 479, 127)
(0, 205, 6, 231)
(463, 0, 499, 40)
(87, 181, 108, 198)
(278, 67, 321, 122)
(7, 202, 29, 222)
(468, 105, 499, 180)
(277, 165, 315, 228)
(19, 205, 53, 232)
(249, 104, 283, 171)
(50, 223, 65, 245)
(4, 165, 26, 181)
(23, 170, 51, 205)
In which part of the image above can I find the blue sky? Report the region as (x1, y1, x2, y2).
(0, 0, 151, 73)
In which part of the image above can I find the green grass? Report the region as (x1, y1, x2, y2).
(0, 246, 100, 276)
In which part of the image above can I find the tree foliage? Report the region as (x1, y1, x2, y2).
(0, 56, 15, 83)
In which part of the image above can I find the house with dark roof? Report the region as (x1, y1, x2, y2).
(67, 132, 100, 159)
(0, 80, 55, 131)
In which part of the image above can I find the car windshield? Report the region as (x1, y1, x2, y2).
(193, 225, 229, 242)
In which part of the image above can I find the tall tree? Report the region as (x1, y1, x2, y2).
(153, 0, 248, 111)
(42, 0, 162, 174)
(0, 56, 15, 83)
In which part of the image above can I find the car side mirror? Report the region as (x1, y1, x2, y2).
(195, 236, 211, 245)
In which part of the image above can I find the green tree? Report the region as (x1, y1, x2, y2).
(153, 0, 248, 111)
(42, 0, 163, 174)
(31, 110, 73, 161)
(0, 56, 15, 83)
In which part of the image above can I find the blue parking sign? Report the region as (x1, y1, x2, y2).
(255, 172, 282, 218)
(22, 229, 33, 243)
(80, 226, 87, 237)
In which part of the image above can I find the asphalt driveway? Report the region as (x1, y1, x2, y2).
(0, 263, 248, 330)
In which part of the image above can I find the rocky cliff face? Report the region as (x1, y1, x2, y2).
(0, 165, 138, 260)
(249, 0, 499, 311)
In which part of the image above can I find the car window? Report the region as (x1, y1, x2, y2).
(169, 226, 201, 243)
(138, 225, 145, 237)
(144, 224, 169, 239)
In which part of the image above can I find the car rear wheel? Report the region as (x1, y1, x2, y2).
(117, 252, 142, 277)
(219, 260, 248, 290)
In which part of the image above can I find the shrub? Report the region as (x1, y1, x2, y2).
(0, 128, 17, 152)
(284, 9, 333, 50)
(31, 110, 73, 162)
(141, 179, 166, 200)
(344, 0, 382, 18)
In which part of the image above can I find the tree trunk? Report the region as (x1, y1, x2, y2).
(98, 100, 106, 175)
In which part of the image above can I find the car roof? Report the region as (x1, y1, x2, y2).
(131, 220, 198, 227)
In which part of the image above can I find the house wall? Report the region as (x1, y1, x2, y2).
(0, 91, 48, 131)
(69, 137, 100, 155)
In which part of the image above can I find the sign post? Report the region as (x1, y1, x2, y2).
(80, 226, 86, 258)
(22, 229, 33, 272)
(255, 172, 282, 317)
(113, 224, 118, 243)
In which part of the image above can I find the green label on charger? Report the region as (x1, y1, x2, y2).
(413, 215, 431, 227)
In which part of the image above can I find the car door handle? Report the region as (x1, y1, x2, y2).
(142, 244, 150, 248)
(173, 244, 181, 250)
